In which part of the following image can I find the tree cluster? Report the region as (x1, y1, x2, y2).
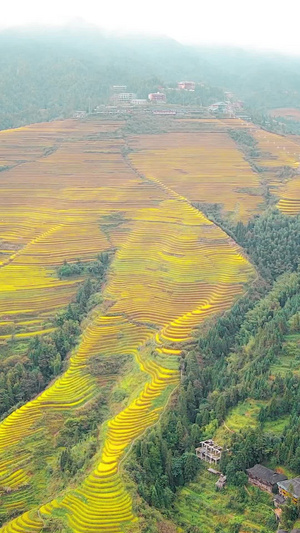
(0, 253, 112, 420)
(130, 260, 300, 519)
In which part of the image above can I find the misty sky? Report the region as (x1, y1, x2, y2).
(2, 0, 300, 55)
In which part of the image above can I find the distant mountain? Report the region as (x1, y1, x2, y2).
(0, 26, 300, 129)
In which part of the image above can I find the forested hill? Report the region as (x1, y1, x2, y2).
(0, 27, 217, 129)
(195, 47, 300, 110)
(1, 25, 300, 129)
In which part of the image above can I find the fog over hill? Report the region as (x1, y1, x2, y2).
(1, 25, 300, 129)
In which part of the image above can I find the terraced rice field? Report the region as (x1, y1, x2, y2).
(129, 130, 264, 221)
(250, 127, 300, 214)
(0, 120, 135, 337)
(0, 117, 256, 532)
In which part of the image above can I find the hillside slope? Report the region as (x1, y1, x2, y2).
(0, 117, 255, 532)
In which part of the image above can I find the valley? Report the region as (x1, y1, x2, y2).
(0, 114, 299, 532)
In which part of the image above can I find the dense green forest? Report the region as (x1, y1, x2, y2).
(1, 26, 300, 129)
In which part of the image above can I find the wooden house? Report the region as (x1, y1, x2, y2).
(246, 464, 287, 494)
(277, 477, 300, 504)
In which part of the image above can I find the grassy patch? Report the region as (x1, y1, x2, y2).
(173, 470, 276, 533)
(0, 338, 29, 363)
(264, 415, 290, 435)
(225, 399, 268, 432)
(271, 334, 300, 376)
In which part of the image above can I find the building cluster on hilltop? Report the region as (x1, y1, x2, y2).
(73, 81, 245, 118)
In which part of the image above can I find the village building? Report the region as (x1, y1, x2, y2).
(246, 465, 287, 494)
(234, 100, 244, 109)
(195, 440, 223, 465)
(178, 81, 196, 91)
(73, 110, 86, 118)
(277, 477, 300, 504)
(235, 113, 251, 120)
(216, 474, 227, 490)
(273, 493, 286, 508)
(131, 99, 148, 106)
(152, 110, 176, 115)
(112, 85, 127, 93)
(209, 101, 228, 113)
(116, 92, 136, 102)
(148, 92, 166, 103)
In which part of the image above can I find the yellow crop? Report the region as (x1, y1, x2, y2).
(129, 130, 263, 222)
(247, 127, 300, 215)
(0, 118, 257, 532)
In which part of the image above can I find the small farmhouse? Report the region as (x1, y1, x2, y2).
(117, 93, 136, 102)
(277, 477, 300, 504)
(195, 440, 223, 465)
(209, 101, 228, 113)
(131, 99, 148, 106)
(148, 92, 166, 103)
(216, 474, 227, 490)
(273, 493, 286, 508)
(246, 464, 287, 494)
(73, 111, 86, 118)
(178, 81, 196, 91)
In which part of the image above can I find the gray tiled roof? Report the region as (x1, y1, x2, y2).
(246, 464, 287, 485)
(274, 494, 285, 504)
(278, 478, 300, 498)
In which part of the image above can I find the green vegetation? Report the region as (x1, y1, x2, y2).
(174, 470, 276, 533)
(234, 211, 300, 280)
(2, 33, 300, 529)
(2, 26, 300, 129)
(129, 206, 300, 531)
(222, 399, 267, 432)
(228, 128, 260, 158)
(250, 110, 300, 136)
(0, 252, 112, 420)
(196, 207, 300, 282)
(57, 251, 111, 278)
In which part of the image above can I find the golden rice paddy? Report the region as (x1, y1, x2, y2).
(0, 117, 256, 532)
(129, 131, 264, 221)
(250, 126, 300, 214)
